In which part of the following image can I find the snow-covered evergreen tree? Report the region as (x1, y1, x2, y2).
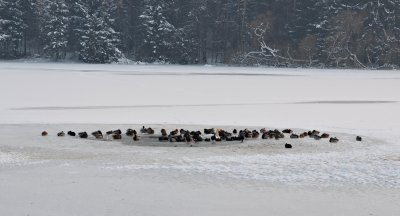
(41, 0, 69, 60)
(138, 0, 181, 62)
(166, 0, 201, 63)
(20, 0, 40, 56)
(0, 0, 26, 58)
(77, 0, 121, 63)
(112, 0, 133, 57)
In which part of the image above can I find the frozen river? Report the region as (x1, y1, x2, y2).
(0, 63, 399, 215)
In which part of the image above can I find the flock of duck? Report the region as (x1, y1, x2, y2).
(41, 126, 363, 148)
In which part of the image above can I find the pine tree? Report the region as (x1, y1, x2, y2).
(112, 0, 134, 57)
(287, 1, 320, 44)
(41, 0, 69, 60)
(64, 0, 87, 56)
(19, 0, 40, 57)
(76, 0, 121, 63)
(0, 0, 26, 58)
(138, 0, 181, 63)
(166, 0, 201, 63)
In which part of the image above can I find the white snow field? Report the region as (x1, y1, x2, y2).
(0, 62, 399, 216)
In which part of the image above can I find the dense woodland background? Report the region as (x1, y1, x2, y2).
(1, 0, 400, 68)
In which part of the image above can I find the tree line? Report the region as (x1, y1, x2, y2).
(1, 0, 399, 68)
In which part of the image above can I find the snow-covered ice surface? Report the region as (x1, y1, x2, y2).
(0, 62, 399, 215)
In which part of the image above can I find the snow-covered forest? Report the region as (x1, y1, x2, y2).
(1, 0, 400, 68)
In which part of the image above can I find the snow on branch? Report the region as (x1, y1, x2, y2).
(241, 23, 312, 66)
(254, 23, 278, 57)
